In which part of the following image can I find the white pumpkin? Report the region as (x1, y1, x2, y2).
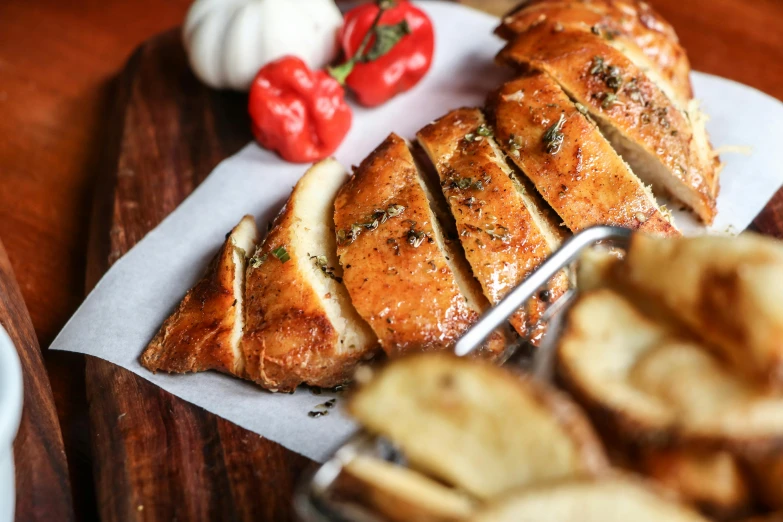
(183, 0, 344, 91)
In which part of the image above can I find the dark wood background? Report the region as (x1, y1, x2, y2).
(0, 0, 781, 520)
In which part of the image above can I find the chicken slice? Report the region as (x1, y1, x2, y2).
(496, 0, 693, 103)
(497, 25, 719, 223)
(417, 108, 570, 342)
(488, 73, 678, 236)
(242, 159, 378, 392)
(334, 133, 506, 357)
(140, 215, 258, 376)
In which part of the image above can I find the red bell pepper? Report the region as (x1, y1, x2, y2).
(248, 56, 352, 163)
(330, 0, 435, 107)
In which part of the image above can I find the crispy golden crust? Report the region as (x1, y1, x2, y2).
(417, 108, 569, 341)
(497, 25, 718, 223)
(496, 0, 693, 101)
(140, 216, 257, 376)
(335, 134, 504, 357)
(350, 354, 609, 500)
(488, 73, 679, 236)
(638, 448, 755, 519)
(242, 161, 378, 392)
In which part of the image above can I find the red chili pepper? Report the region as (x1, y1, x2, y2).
(248, 56, 352, 163)
(330, 0, 435, 107)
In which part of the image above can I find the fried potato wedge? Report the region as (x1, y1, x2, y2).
(497, 25, 719, 223)
(334, 134, 506, 357)
(557, 288, 783, 450)
(349, 354, 608, 500)
(141, 215, 258, 376)
(339, 456, 476, 522)
(488, 73, 678, 236)
(242, 159, 378, 392)
(620, 233, 783, 390)
(469, 477, 708, 522)
(639, 448, 754, 519)
(417, 108, 569, 342)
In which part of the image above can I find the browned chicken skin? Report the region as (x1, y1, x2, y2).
(417, 108, 569, 342)
(334, 133, 507, 357)
(489, 73, 679, 236)
(497, 24, 719, 223)
(140, 216, 257, 376)
(496, 0, 693, 102)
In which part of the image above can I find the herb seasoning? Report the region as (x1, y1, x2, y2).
(310, 255, 342, 283)
(272, 246, 290, 263)
(249, 253, 268, 268)
(542, 113, 566, 155)
(476, 123, 493, 137)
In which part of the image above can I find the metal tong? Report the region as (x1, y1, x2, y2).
(294, 225, 634, 522)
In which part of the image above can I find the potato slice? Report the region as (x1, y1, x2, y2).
(349, 354, 608, 500)
(619, 233, 783, 390)
(557, 288, 783, 450)
(638, 448, 754, 518)
(242, 159, 379, 392)
(469, 477, 708, 522)
(141, 215, 258, 376)
(339, 456, 475, 522)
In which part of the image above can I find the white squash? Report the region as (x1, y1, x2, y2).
(183, 0, 343, 91)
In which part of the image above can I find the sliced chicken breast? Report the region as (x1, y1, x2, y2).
(488, 73, 678, 236)
(496, 0, 693, 102)
(140, 215, 258, 376)
(497, 25, 719, 223)
(242, 159, 378, 392)
(417, 108, 570, 342)
(334, 133, 506, 357)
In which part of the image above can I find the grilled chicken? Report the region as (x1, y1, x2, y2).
(496, 0, 693, 103)
(242, 159, 378, 392)
(350, 354, 608, 500)
(140, 215, 258, 376)
(497, 25, 719, 223)
(557, 288, 783, 450)
(470, 477, 708, 522)
(417, 108, 569, 342)
(334, 134, 507, 357)
(488, 73, 679, 236)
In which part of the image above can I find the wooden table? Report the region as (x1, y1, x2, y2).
(0, 0, 781, 520)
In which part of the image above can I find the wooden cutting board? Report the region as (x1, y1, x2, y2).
(86, 18, 783, 522)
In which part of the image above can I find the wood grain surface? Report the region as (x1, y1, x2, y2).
(0, 240, 74, 522)
(84, 29, 309, 522)
(0, 0, 781, 521)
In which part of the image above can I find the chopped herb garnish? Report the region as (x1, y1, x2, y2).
(249, 253, 268, 268)
(464, 132, 477, 142)
(542, 113, 566, 154)
(337, 204, 405, 245)
(508, 134, 522, 150)
(308, 410, 328, 418)
(589, 56, 605, 75)
(310, 255, 342, 283)
(483, 224, 510, 241)
(476, 123, 493, 137)
(406, 227, 430, 248)
(272, 246, 290, 263)
(447, 176, 488, 191)
(595, 92, 618, 109)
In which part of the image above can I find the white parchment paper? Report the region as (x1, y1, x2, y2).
(50, 2, 783, 462)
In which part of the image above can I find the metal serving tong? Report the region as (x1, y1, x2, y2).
(294, 226, 634, 522)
